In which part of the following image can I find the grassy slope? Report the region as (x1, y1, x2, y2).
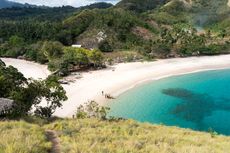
(1, 119, 229, 153)
(0, 121, 51, 153)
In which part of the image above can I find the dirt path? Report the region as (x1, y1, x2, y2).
(46, 130, 61, 153)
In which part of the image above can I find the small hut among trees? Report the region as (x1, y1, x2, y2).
(0, 98, 14, 117)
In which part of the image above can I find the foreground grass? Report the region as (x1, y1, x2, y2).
(0, 121, 51, 153)
(1, 119, 230, 153)
(45, 119, 230, 153)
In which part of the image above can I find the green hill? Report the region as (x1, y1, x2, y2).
(1, 118, 230, 153)
(60, 0, 230, 56)
(0, 0, 24, 9)
(63, 8, 157, 49)
(116, 0, 169, 12)
(0, 0, 230, 69)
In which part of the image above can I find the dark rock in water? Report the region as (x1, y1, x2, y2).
(162, 88, 194, 99)
(161, 88, 230, 127)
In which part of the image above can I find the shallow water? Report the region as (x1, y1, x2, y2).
(109, 69, 230, 135)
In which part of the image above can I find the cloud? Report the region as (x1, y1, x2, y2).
(10, 0, 120, 7)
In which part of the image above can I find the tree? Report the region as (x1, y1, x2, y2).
(11, 75, 67, 118)
(25, 41, 48, 63)
(34, 76, 67, 118)
(1, 35, 26, 57)
(63, 47, 89, 66)
(0, 60, 67, 118)
(8, 35, 24, 47)
(88, 49, 104, 66)
(98, 40, 113, 52)
(76, 101, 110, 120)
(0, 63, 27, 97)
(41, 41, 63, 60)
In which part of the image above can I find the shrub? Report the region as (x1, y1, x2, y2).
(98, 40, 113, 52)
(76, 101, 110, 120)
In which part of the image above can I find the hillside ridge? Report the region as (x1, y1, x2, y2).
(1, 119, 230, 152)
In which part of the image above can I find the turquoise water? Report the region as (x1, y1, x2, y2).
(109, 69, 230, 135)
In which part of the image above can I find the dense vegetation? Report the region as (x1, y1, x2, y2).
(0, 0, 229, 68)
(116, 0, 169, 12)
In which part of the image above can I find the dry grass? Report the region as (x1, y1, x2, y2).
(0, 119, 230, 153)
(0, 121, 51, 153)
(45, 119, 230, 153)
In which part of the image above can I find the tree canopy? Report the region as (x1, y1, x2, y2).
(0, 59, 67, 118)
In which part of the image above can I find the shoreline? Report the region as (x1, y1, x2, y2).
(2, 55, 230, 117)
(112, 67, 230, 99)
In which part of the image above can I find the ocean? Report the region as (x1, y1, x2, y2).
(109, 69, 230, 135)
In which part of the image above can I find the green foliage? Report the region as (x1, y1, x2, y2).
(0, 35, 26, 57)
(88, 49, 104, 66)
(64, 47, 89, 65)
(41, 41, 63, 60)
(46, 47, 105, 76)
(0, 63, 27, 97)
(116, 0, 168, 12)
(199, 43, 230, 55)
(9, 35, 24, 47)
(33, 75, 68, 118)
(63, 10, 95, 38)
(32, 42, 49, 63)
(76, 101, 110, 120)
(0, 20, 61, 43)
(63, 8, 150, 50)
(208, 18, 230, 37)
(148, 3, 189, 24)
(25, 42, 48, 63)
(98, 40, 113, 52)
(0, 0, 229, 61)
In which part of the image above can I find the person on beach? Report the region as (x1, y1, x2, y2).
(102, 91, 104, 95)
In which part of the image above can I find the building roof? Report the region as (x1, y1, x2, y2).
(0, 98, 14, 113)
(72, 44, 82, 48)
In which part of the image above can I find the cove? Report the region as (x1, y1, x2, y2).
(108, 69, 230, 135)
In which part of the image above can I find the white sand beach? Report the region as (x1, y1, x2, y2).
(2, 55, 230, 117)
(1, 58, 50, 79)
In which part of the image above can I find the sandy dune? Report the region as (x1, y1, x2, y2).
(2, 55, 230, 117)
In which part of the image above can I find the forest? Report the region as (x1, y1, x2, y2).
(0, 0, 230, 75)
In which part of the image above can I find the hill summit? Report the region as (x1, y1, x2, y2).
(0, 0, 26, 8)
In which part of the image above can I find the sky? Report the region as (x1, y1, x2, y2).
(10, 0, 120, 7)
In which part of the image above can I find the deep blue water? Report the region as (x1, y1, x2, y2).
(108, 69, 230, 135)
